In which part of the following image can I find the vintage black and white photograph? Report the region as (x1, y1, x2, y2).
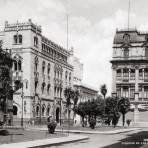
(0, 0, 148, 147)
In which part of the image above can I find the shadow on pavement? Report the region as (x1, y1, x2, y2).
(102, 131, 148, 148)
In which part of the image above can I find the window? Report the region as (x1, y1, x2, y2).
(139, 69, 143, 80)
(42, 61, 45, 75)
(144, 86, 148, 98)
(65, 71, 68, 81)
(144, 68, 148, 81)
(123, 87, 129, 98)
(14, 35, 17, 44)
(18, 35, 22, 44)
(34, 36, 38, 46)
(34, 56, 39, 72)
(145, 48, 148, 58)
(130, 69, 135, 80)
(69, 72, 71, 82)
(36, 106, 40, 117)
(123, 68, 129, 81)
(116, 87, 121, 97)
(18, 60, 22, 71)
(47, 63, 50, 75)
(117, 69, 121, 80)
(41, 82, 46, 94)
(46, 105, 50, 116)
(47, 84, 50, 95)
(14, 60, 17, 71)
(130, 87, 135, 98)
(42, 105, 45, 117)
(124, 48, 129, 58)
(13, 34, 23, 44)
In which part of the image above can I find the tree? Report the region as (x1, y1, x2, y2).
(105, 97, 120, 126)
(118, 97, 130, 127)
(100, 84, 107, 124)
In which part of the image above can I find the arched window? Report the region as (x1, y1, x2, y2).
(41, 82, 46, 94)
(14, 60, 17, 71)
(42, 61, 45, 74)
(36, 106, 40, 117)
(47, 63, 50, 74)
(46, 105, 51, 116)
(69, 72, 71, 82)
(42, 105, 46, 117)
(13, 105, 18, 115)
(65, 71, 68, 80)
(47, 84, 50, 95)
(18, 60, 22, 71)
(34, 56, 39, 72)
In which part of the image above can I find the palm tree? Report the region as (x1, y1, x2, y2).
(100, 84, 107, 124)
(118, 97, 130, 127)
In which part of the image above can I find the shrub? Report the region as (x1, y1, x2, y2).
(89, 118, 96, 129)
(47, 120, 57, 134)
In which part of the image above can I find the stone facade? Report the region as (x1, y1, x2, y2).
(111, 28, 148, 124)
(0, 19, 73, 124)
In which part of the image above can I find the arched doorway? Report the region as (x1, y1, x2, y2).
(13, 105, 18, 115)
(56, 107, 60, 123)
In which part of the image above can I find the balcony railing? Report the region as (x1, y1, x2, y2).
(112, 56, 148, 61)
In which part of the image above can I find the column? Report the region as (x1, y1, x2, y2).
(112, 67, 116, 93)
(142, 86, 144, 101)
(128, 86, 130, 99)
(134, 104, 139, 123)
(135, 67, 139, 102)
(121, 86, 123, 97)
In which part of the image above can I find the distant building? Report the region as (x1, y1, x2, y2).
(68, 48, 83, 85)
(0, 19, 73, 124)
(111, 28, 148, 125)
(74, 84, 98, 102)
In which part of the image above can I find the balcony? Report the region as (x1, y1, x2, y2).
(111, 56, 148, 62)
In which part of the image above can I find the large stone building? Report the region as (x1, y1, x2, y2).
(0, 19, 73, 124)
(111, 28, 148, 125)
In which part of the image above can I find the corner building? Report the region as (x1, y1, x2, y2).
(111, 29, 148, 125)
(0, 19, 73, 124)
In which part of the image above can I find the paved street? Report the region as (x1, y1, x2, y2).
(45, 129, 148, 148)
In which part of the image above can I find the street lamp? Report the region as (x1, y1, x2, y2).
(20, 79, 28, 127)
(60, 87, 62, 126)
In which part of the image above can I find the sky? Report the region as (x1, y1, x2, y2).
(0, 0, 148, 95)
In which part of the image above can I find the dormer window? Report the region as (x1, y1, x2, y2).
(34, 36, 38, 47)
(124, 48, 129, 58)
(14, 34, 22, 44)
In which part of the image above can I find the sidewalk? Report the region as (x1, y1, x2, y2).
(27, 126, 142, 134)
(0, 134, 89, 148)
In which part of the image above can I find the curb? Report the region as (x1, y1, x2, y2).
(0, 134, 89, 148)
(55, 128, 142, 134)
